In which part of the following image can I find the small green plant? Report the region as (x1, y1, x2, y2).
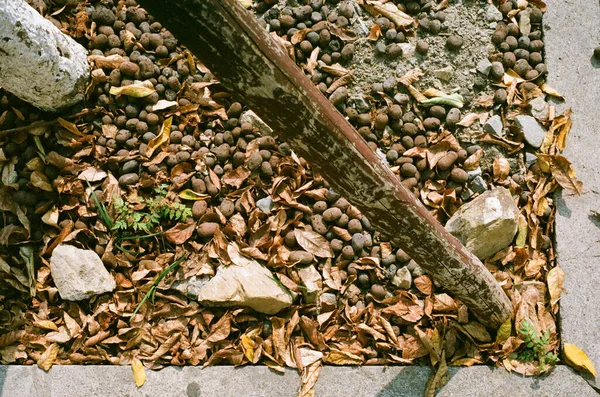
(516, 320, 558, 371)
(131, 253, 189, 320)
(112, 184, 192, 233)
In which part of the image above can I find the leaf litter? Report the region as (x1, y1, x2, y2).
(0, 0, 593, 395)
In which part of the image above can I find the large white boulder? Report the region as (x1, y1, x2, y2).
(50, 245, 116, 301)
(445, 187, 519, 260)
(0, 0, 89, 111)
(196, 254, 293, 314)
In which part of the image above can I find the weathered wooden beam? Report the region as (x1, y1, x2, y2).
(137, 0, 511, 328)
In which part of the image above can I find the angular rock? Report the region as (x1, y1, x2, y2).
(171, 276, 210, 299)
(240, 110, 273, 136)
(485, 4, 504, 21)
(297, 265, 323, 304)
(445, 187, 519, 259)
(476, 58, 493, 76)
(391, 266, 412, 289)
(469, 175, 488, 194)
(196, 258, 293, 314)
(50, 245, 116, 301)
(434, 66, 454, 82)
(516, 115, 546, 148)
(483, 115, 503, 136)
(529, 96, 549, 121)
(525, 152, 538, 168)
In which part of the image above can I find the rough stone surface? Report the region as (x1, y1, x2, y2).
(529, 96, 549, 121)
(0, 0, 89, 111)
(483, 115, 503, 136)
(196, 257, 292, 314)
(485, 4, 504, 22)
(0, 365, 594, 397)
(515, 115, 546, 148)
(49, 245, 116, 301)
(170, 276, 209, 299)
(476, 58, 493, 76)
(445, 187, 519, 259)
(297, 265, 322, 304)
(239, 110, 273, 136)
(545, 0, 600, 382)
(391, 266, 412, 289)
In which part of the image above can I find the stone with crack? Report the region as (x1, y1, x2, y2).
(445, 187, 519, 259)
(196, 258, 293, 314)
(50, 245, 116, 301)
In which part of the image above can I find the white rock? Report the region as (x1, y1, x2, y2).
(239, 110, 273, 136)
(476, 58, 493, 76)
(0, 0, 89, 111)
(516, 115, 546, 148)
(399, 43, 415, 59)
(297, 265, 323, 304)
(391, 266, 412, 289)
(529, 96, 549, 121)
(171, 276, 210, 299)
(483, 115, 503, 136)
(445, 187, 519, 259)
(256, 196, 275, 213)
(196, 257, 293, 314)
(50, 245, 116, 301)
(485, 4, 504, 22)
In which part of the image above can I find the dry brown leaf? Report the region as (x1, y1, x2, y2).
(165, 222, 196, 244)
(537, 154, 583, 195)
(359, 0, 415, 28)
(547, 266, 564, 309)
(109, 81, 155, 97)
(324, 349, 364, 365)
(414, 276, 433, 295)
(222, 167, 251, 188)
(294, 229, 333, 258)
(493, 157, 511, 181)
(368, 24, 381, 41)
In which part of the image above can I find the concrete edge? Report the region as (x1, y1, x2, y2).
(0, 365, 595, 397)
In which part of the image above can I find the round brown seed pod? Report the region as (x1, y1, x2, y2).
(414, 135, 427, 148)
(402, 122, 418, 136)
(446, 108, 461, 128)
(499, 2, 512, 15)
(371, 284, 387, 300)
(375, 113, 389, 130)
(429, 105, 446, 119)
(513, 59, 530, 76)
(386, 43, 403, 59)
(489, 61, 505, 80)
(389, 104, 403, 120)
(423, 117, 440, 131)
(450, 167, 468, 184)
(525, 70, 539, 81)
(529, 40, 544, 53)
(494, 88, 507, 104)
(416, 40, 429, 55)
(438, 151, 458, 170)
(503, 52, 516, 68)
(492, 23, 508, 44)
(507, 23, 519, 37)
(505, 36, 518, 50)
(446, 35, 464, 51)
(529, 52, 543, 66)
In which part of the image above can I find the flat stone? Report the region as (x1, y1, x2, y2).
(515, 115, 546, 148)
(476, 58, 493, 76)
(351, 94, 371, 113)
(398, 42, 415, 59)
(49, 245, 116, 301)
(391, 266, 412, 289)
(485, 4, 504, 21)
(445, 187, 519, 259)
(469, 174, 488, 193)
(297, 265, 323, 304)
(196, 252, 293, 314)
(529, 96, 549, 120)
(434, 66, 454, 82)
(525, 152, 538, 168)
(256, 196, 274, 213)
(239, 110, 273, 136)
(483, 114, 503, 136)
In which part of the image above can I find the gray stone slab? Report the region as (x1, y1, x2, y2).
(0, 365, 595, 397)
(545, 0, 600, 385)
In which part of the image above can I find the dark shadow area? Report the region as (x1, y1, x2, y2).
(0, 366, 6, 397)
(591, 55, 600, 69)
(374, 366, 434, 397)
(554, 190, 572, 219)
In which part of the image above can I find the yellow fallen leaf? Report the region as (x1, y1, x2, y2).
(496, 318, 512, 345)
(564, 343, 596, 377)
(37, 343, 59, 371)
(31, 171, 53, 192)
(131, 358, 146, 387)
(540, 83, 563, 100)
(238, 0, 252, 8)
(109, 82, 155, 98)
(547, 266, 565, 308)
(57, 118, 83, 136)
(178, 189, 210, 201)
(324, 349, 363, 365)
(145, 116, 172, 158)
(241, 334, 255, 362)
(34, 319, 59, 331)
(537, 154, 583, 195)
